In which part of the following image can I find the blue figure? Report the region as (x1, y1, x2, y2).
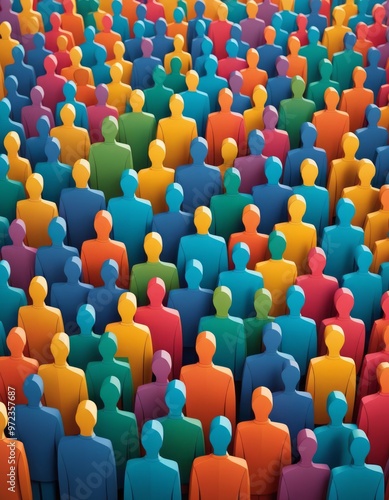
(5, 75, 31, 124)
(0, 321, 6, 356)
(355, 104, 388, 162)
(187, 0, 211, 52)
(0, 98, 26, 156)
(0, 217, 11, 251)
(252, 156, 293, 234)
(108, 169, 153, 267)
(218, 242, 264, 318)
(374, 145, 389, 188)
(151, 18, 174, 62)
(0, 260, 27, 334)
(365, 48, 386, 101)
(143, 65, 174, 122)
(194, 36, 213, 78)
(87, 259, 126, 334)
(131, 38, 162, 91)
(229, 71, 251, 114)
(257, 34, 283, 78)
(167, 259, 213, 365)
(79, 26, 104, 67)
(0, 154, 25, 223)
(55, 80, 89, 129)
(271, 13, 289, 54)
(68, 304, 101, 369)
(136, 2, 155, 37)
(299, 27, 329, 85)
(307, 0, 328, 38)
(124, 21, 145, 62)
(180, 69, 210, 137)
(4, 45, 36, 98)
(91, 45, 111, 86)
(332, 33, 363, 94)
(198, 55, 228, 113)
(230, 23, 250, 59)
(270, 361, 314, 459)
(112, 0, 130, 41)
(26, 33, 53, 78)
(38, 0, 63, 31)
(51, 257, 93, 336)
(35, 137, 73, 204)
(341, 245, 382, 335)
(15, 375, 64, 500)
(175, 137, 222, 213)
(278, 3, 298, 33)
(380, 261, 389, 292)
(266, 56, 292, 110)
(275, 285, 317, 376)
(26, 115, 51, 168)
(124, 419, 181, 500)
(152, 183, 195, 264)
(240, 322, 294, 421)
(314, 391, 358, 468)
(348, 0, 373, 31)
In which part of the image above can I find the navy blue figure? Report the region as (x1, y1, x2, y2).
(0, 98, 26, 156)
(80, 26, 104, 67)
(230, 23, 250, 59)
(5, 76, 31, 124)
(355, 104, 388, 162)
(271, 13, 289, 54)
(307, 0, 328, 37)
(234, 129, 267, 194)
(68, 304, 101, 369)
(136, 2, 155, 37)
(332, 33, 363, 94)
(191, 23, 212, 73)
(374, 145, 389, 188)
(240, 322, 294, 421)
(25, 115, 51, 168)
(0, 154, 25, 223)
(26, 33, 53, 78)
(55, 80, 89, 129)
(4, 45, 36, 98)
(91, 45, 111, 86)
(266, 56, 292, 110)
(348, 0, 373, 31)
(131, 38, 162, 91)
(229, 71, 251, 114)
(0, 259, 27, 334)
(252, 156, 293, 234)
(198, 55, 228, 113)
(124, 21, 145, 63)
(365, 48, 386, 101)
(187, 0, 211, 52)
(179, 69, 210, 137)
(257, 30, 283, 78)
(151, 18, 174, 62)
(112, 0, 130, 41)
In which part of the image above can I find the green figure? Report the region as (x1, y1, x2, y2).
(95, 375, 140, 490)
(244, 288, 274, 357)
(0, 153, 25, 222)
(332, 32, 363, 95)
(144, 65, 174, 123)
(89, 115, 133, 201)
(118, 89, 157, 172)
(307, 59, 341, 111)
(279, 76, 316, 149)
(165, 57, 187, 94)
(198, 286, 246, 381)
(68, 304, 101, 371)
(158, 380, 205, 489)
(86, 332, 133, 411)
(299, 26, 329, 85)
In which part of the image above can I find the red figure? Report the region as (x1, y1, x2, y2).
(145, 0, 165, 23)
(291, 14, 309, 46)
(207, 3, 233, 59)
(36, 55, 66, 116)
(367, 4, 387, 47)
(45, 12, 75, 53)
(74, 69, 97, 107)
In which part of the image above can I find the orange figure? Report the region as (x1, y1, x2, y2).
(364, 185, 389, 251)
(122, 0, 140, 28)
(287, 35, 308, 83)
(240, 49, 268, 101)
(106, 63, 132, 115)
(243, 84, 267, 139)
(167, 8, 189, 52)
(372, 224, 389, 274)
(95, 14, 121, 61)
(60, 0, 85, 46)
(74, 68, 97, 107)
(4, 131, 32, 187)
(61, 46, 94, 85)
(107, 41, 133, 85)
(354, 22, 374, 66)
(368, 292, 389, 354)
(18, 0, 44, 35)
(0, 21, 19, 70)
(164, 34, 192, 74)
(322, 7, 351, 60)
(81, 210, 130, 289)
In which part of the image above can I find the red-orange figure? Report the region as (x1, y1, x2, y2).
(74, 68, 97, 107)
(287, 35, 308, 83)
(95, 14, 121, 61)
(368, 292, 389, 354)
(60, 0, 85, 46)
(364, 185, 389, 252)
(355, 22, 374, 66)
(291, 13, 309, 46)
(240, 49, 268, 100)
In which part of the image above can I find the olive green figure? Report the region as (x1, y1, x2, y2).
(244, 288, 275, 356)
(129, 232, 179, 306)
(198, 286, 246, 381)
(118, 90, 157, 172)
(299, 26, 329, 86)
(86, 332, 134, 411)
(88, 115, 133, 201)
(210, 167, 253, 243)
(307, 59, 341, 112)
(95, 375, 140, 490)
(0, 153, 25, 222)
(157, 380, 205, 492)
(144, 65, 174, 123)
(68, 304, 101, 371)
(279, 76, 316, 149)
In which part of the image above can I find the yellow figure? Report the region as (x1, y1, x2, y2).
(4, 131, 32, 187)
(16, 173, 58, 248)
(137, 139, 175, 214)
(61, 46, 94, 85)
(164, 34, 192, 75)
(341, 159, 380, 227)
(18, 0, 44, 35)
(322, 7, 352, 60)
(159, 0, 178, 23)
(364, 185, 389, 251)
(106, 63, 132, 115)
(0, 65, 4, 100)
(243, 85, 267, 138)
(305, 324, 356, 425)
(339, 0, 358, 25)
(274, 194, 317, 275)
(18, 276, 64, 364)
(0, 22, 19, 70)
(218, 137, 238, 181)
(105, 292, 153, 394)
(156, 94, 198, 170)
(107, 41, 133, 85)
(204, 0, 223, 20)
(372, 222, 389, 273)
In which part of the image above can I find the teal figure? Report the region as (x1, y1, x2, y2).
(143, 65, 174, 122)
(234, 129, 267, 194)
(95, 376, 140, 490)
(108, 169, 153, 267)
(275, 285, 317, 376)
(124, 21, 145, 62)
(26, 33, 53, 78)
(266, 56, 292, 111)
(158, 380, 205, 489)
(198, 55, 228, 113)
(0, 260, 27, 334)
(135, 3, 155, 37)
(152, 183, 195, 263)
(26, 115, 51, 168)
(5, 76, 31, 124)
(278, 4, 298, 33)
(112, 0, 130, 41)
(124, 419, 181, 500)
(332, 33, 363, 94)
(257, 37, 283, 78)
(218, 242, 264, 318)
(299, 26, 329, 85)
(4, 45, 36, 98)
(55, 80, 89, 129)
(0, 217, 10, 251)
(365, 48, 386, 101)
(151, 18, 174, 62)
(50, 257, 93, 336)
(187, 1, 211, 52)
(229, 71, 251, 115)
(374, 146, 389, 188)
(244, 288, 274, 356)
(341, 245, 382, 334)
(91, 45, 111, 86)
(0, 98, 26, 156)
(225, 0, 246, 23)
(270, 361, 314, 459)
(294, 0, 311, 14)
(271, 13, 289, 54)
(15, 374, 64, 500)
(240, 322, 294, 421)
(321, 198, 364, 281)
(167, 259, 213, 365)
(38, 0, 63, 31)
(68, 304, 101, 370)
(355, 104, 388, 161)
(0, 154, 25, 223)
(165, 57, 187, 94)
(230, 23, 250, 59)
(252, 156, 293, 234)
(314, 391, 357, 469)
(0, 322, 6, 356)
(210, 167, 253, 243)
(131, 39, 162, 91)
(80, 26, 104, 67)
(175, 137, 222, 213)
(179, 70, 210, 137)
(35, 138, 73, 204)
(198, 286, 246, 380)
(194, 36, 213, 78)
(327, 429, 384, 499)
(348, 0, 373, 31)
(86, 332, 133, 411)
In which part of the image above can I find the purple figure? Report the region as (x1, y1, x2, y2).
(21, 86, 55, 139)
(262, 105, 290, 166)
(0, 0, 22, 41)
(87, 84, 119, 144)
(240, 5, 265, 48)
(377, 29, 389, 68)
(234, 129, 267, 194)
(266, 56, 292, 110)
(229, 71, 251, 114)
(131, 38, 162, 91)
(256, 0, 278, 26)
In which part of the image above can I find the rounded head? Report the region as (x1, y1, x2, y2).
(291, 76, 306, 97)
(117, 292, 137, 321)
(152, 349, 172, 379)
(6, 327, 27, 356)
(75, 400, 97, 434)
(252, 386, 274, 421)
(76, 304, 96, 331)
(101, 115, 119, 141)
(9, 219, 26, 245)
(297, 429, 318, 461)
(185, 259, 203, 288)
(4, 130, 20, 154)
(23, 374, 44, 405)
(248, 129, 265, 155)
(94, 210, 112, 237)
(268, 230, 287, 258)
(98, 332, 118, 359)
(50, 332, 70, 361)
(324, 86, 340, 110)
(324, 324, 345, 353)
(232, 242, 250, 269)
(190, 137, 208, 162)
(26, 173, 44, 199)
(120, 169, 138, 196)
(169, 94, 184, 115)
(194, 206, 212, 233)
(349, 429, 370, 464)
(308, 26, 320, 44)
(144, 232, 163, 260)
(263, 322, 282, 351)
(288, 194, 306, 220)
(146, 277, 166, 305)
(300, 158, 319, 185)
(165, 380, 186, 412)
(264, 156, 283, 183)
(195, 331, 216, 363)
(100, 376, 121, 408)
(141, 420, 164, 455)
(130, 89, 145, 111)
(48, 217, 67, 243)
(301, 122, 317, 146)
(327, 390, 348, 422)
(0, 260, 10, 283)
(210, 415, 232, 452)
(336, 198, 355, 224)
(72, 159, 90, 186)
(275, 55, 289, 76)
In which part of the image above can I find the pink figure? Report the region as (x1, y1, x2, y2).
(53, 37, 72, 75)
(369, 292, 389, 353)
(207, 7, 233, 59)
(44, 12, 75, 53)
(367, 4, 387, 47)
(134, 278, 183, 380)
(21, 86, 54, 138)
(234, 129, 267, 194)
(134, 349, 170, 429)
(145, 0, 165, 23)
(256, 0, 278, 26)
(217, 39, 248, 81)
(262, 105, 290, 166)
(87, 84, 119, 143)
(1, 219, 37, 303)
(36, 54, 66, 115)
(291, 14, 309, 46)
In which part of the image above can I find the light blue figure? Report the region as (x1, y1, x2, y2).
(136, 2, 155, 37)
(124, 20, 145, 62)
(314, 391, 358, 468)
(152, 183, 195, 263)
(0, 260, 27, 334)
(252, 156, 293, 234)
(274, 285, 317, 376)
(374, 145, 389, 188)
(218, 242, 264, 318)
(50, 256, 94, 336)
(0, 321, 6, 356)
(307, 0, 328, 39)
(332, 33, 363, 94)
(35, 217, 79, 297)
(341, 245, 382, 335)
(0, 217, 11, 252)
(257, 37, 283, 78)
(187, 0, 211, 52)
(108, 169, 153, 266)
(348, 0, 373, 31)
(198, 286, 246, 380)
(124, 419, 181, 500)
(151, 18, 174, 62)
(321, 199, 365, 281)
(167, 259, 213, 365)
(198, 55, 228, 113)
(131, 38, 162, 91)
(0, 98, 26, 156)
(230, 23, 250, 59)
(55, 80, 89, 128)
(278, 4, 298, 33)
(5, 75, 31, 124)
(35, 137, 73, 204)
(179, 68, 210, 137)
(0, 153, 25, 222)
(68, 304, 101, 370)
(26, 33, 53, 78)
(299, 27, 329, 85)
(271, 13, 289, 54)
(143, 65, 174, 122)
(15, 374, 64, 500)
(229, 71, 251, 115)
(80, 26, 104, 67)
(175, 137, 222, 213)
(26, 115, 51, 168)
(355, 104, 388, 162)
(193, 33, 213, 78)
(112, 0, 130, 41)
(165, 57, 187, 94)
(91, 45, 111, 86)
(365, 47, 386, 101)
(4, 45, 36, 98)
(266, 56, 292, 110)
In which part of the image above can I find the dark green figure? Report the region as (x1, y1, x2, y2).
(0, 153, 25, 222)
(307, 59, 341, 111)
(299, 26, 329, 85)
(68, 304, 101, 371)
(244, 288, 274, 356)
(144, 65, 174, 123)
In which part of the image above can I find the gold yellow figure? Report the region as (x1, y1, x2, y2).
(322, 7, 351, 60)
(105, 292, 153, 394)
(16, 173, 58, 248)
(18, 0, 44, 35)
(339, 0, 358, 25)
(38, 332, 88, 435)
(137, 139, 175, 214)
(305, 324, 356, 425)
(0, 65, 4, 100)
(218, 137, 238, 182)
(107, 41, 133, 85)
(0, 22, 19, 71)
(364, 185, 389, 251)
(18, 276, 64, 364)
(243, 84, 267, 139)
(159, 0, 178, 23)
(61, 46, 94, 85)
(106, 63, 132, 115)
(156, 94, 198, 170)
(164, 34, 192, 75)
(4, 131, 32, 187)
